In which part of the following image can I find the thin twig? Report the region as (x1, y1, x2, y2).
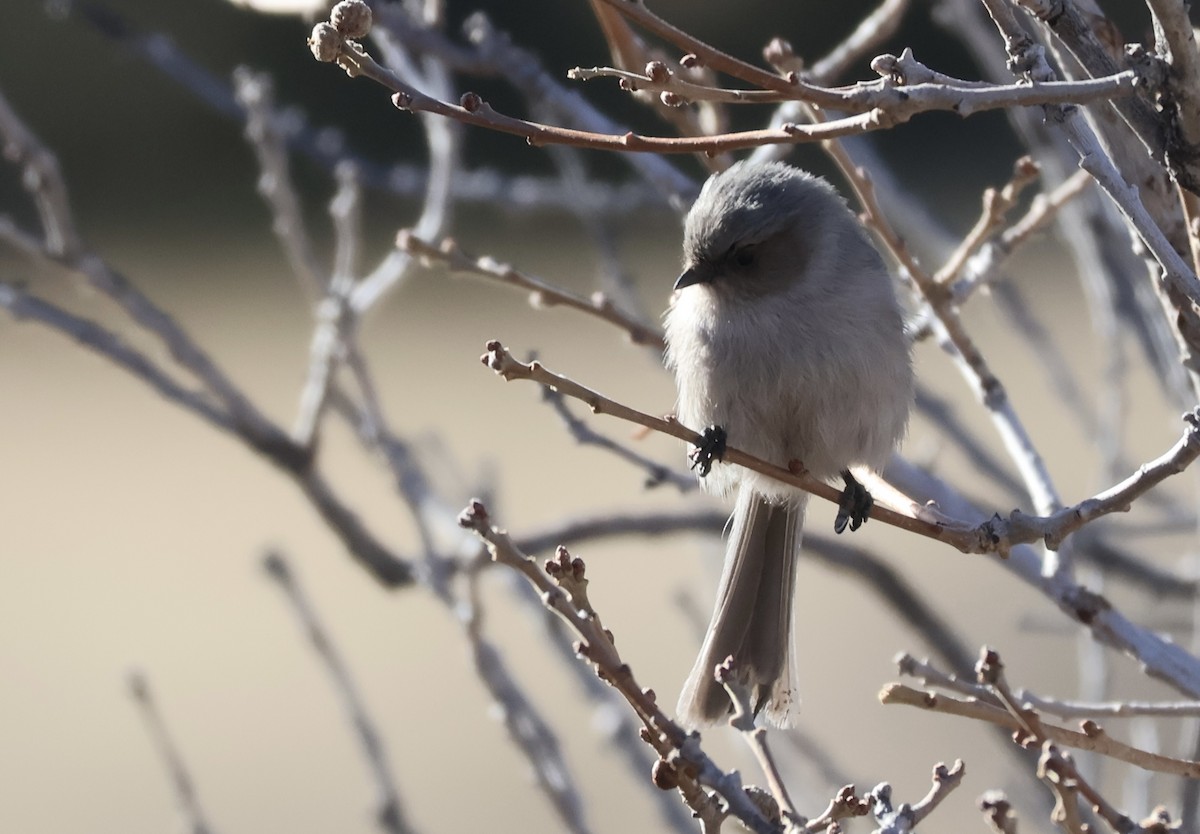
(933, 156, 1041, 286)
(866, 761, 965, 833)
(977, 648, 1136, 832)
(0, 282, 232, 431)
(398, 231, 664, 349)
(457, 500, 776, 834)
(263, 553, 416, 834)
(372, 4, 698, 203)
(880, 682, 1200, 779)
(232, 68, 326, 303)
(540, 385, 694, 492)
(0, 88, 81, 258)
(312, 18, 1139, 156)
(897, 652, 1200, 718)
(127, 672, 218, 834)
(808, 0, 912, 82)
(952, 169, 1093, 302)
(718, 659, 799, 824)
(458, 557, 595, 834)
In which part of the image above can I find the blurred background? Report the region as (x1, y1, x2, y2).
(2, 1, 1198, 833)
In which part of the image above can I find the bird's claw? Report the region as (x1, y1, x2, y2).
(834, 470, 873, 533)
(689, 425, 727, 477)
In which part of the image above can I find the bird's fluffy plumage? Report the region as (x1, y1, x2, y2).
(665, 161, 913, 727)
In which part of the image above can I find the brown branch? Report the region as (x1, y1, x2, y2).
(977, 648, 1136, 833)
(482, 338, 965, 546)
(456, 500, 778, 834)
(479, 340, 1200, 556)
(880, 683, 1200, 779)
(591, 0, 820, 98)
(309, 11, 1138, 156)
(897, 652, 1200, 718)
(569, 59, 1137, 114)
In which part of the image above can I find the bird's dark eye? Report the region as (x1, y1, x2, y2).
(733, 246, 755, 267)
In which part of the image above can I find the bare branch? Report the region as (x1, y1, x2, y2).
(979, 0, 1200, 381)
(540, 386, 694, 492)
(717, 659, 799, 824)
(570, 58, 1137, 114)
(952, 169, 1093, 303)
(979, 791, 1019, 834)
(456, 558, 595, 834)
(808, 0, 912, 82)
(866, 761, 965, 833)
(934, 156, 1042, 286)
(977, 648, 1136, 833)
(310, 16, 1139, 156)
(399, 231, 665, 349)
(0, 88, 82, 258)
(480, 341, 1200, 556)
(880, 683, 1200, 779)
(897, 653, 1200, 719)
(264, 552, 416, 834)
(233, 68, 326, 303)
(802, 785, 872, 833)
(127, 672, 219, 834)
(457, 500, 779, 834)
(0, 281, 232, 431)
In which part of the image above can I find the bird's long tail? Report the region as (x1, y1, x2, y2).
(677, 488, 806, 728)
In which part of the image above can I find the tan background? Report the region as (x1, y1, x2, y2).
(2, 2, 1196, 833)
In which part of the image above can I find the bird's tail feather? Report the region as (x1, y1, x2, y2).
(677, 488, 806, 728)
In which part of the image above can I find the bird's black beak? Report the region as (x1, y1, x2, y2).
(674, 265, 710, 290)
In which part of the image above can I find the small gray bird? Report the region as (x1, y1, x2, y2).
(665, 160, 913, 728)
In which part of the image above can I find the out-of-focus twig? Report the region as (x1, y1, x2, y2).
(127, 672, 219, 834)
(264, 553, 416, 834)
(399, 231, 665, 349)
(233, 69, 325, 303)
(458, 557, 595, 834)
(808, 0, 912, 82)
(540, 385, 694, 492)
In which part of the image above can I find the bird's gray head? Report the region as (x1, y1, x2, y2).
(676, 161, 848, 298)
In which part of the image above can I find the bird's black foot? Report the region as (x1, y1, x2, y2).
(689, 425, 727, 477)
(834, 469, 873, 534)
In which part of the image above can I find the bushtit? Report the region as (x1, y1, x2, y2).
(665, 161, 912, 728)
